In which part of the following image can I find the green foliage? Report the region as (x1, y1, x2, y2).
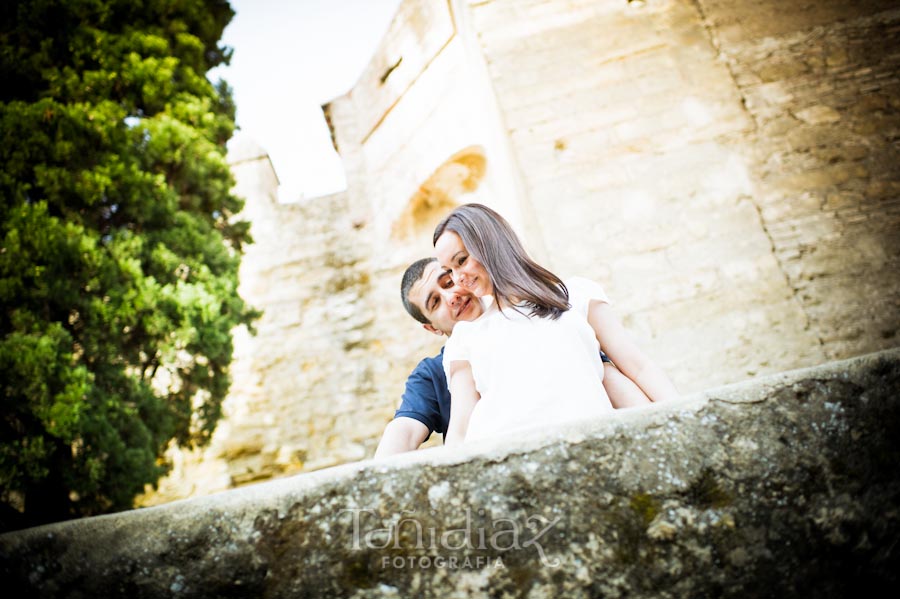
(0, 0, 258, 529)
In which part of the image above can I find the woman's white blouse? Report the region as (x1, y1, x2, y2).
(443, 277, 614, 442)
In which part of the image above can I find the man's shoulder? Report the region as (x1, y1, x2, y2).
(410, 348, 446, 378)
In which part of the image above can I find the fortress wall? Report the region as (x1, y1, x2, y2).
(141, 138, 385, 505)
(464, 0, 900, 389)
(468, 0, 783, 392)
(141, 0, 900, 504)
(703, 0, 900, 361)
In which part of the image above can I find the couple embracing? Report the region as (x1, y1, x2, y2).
(376, 203, 678, 455)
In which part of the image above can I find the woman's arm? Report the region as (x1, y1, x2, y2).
(602, 363, 652, 408)
(445, 360, 480, 446)
(588, 300, 679, 403)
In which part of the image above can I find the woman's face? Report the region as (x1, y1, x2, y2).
(435, 231, 493, 298)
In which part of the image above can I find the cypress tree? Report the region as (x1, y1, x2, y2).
(0, 0, 258, 530)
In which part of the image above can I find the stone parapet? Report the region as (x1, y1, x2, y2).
(3, 348, 899, 597)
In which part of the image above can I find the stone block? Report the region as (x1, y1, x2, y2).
(793, 105, 842, 125)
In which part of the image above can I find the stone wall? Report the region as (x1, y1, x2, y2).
(139, 135, 386, 504)
(708, 0, 900, 361)
(142, 0, 900, 504)
(465, 0, 900, 388)
(4, 349, 899, 597)
(469, 0, 809, 387)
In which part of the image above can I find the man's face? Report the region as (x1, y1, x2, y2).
(408, 261, 483, 336)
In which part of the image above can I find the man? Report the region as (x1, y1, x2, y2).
(375, 258, 649, 457)
(374, 258, 476, 457)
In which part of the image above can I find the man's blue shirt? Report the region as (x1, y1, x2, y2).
(393, 347, 450, 442)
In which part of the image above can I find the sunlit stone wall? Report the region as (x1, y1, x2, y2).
(141, 0, 900, 504)
(140, 135, 384, 504)
(464, 0, 900, 387)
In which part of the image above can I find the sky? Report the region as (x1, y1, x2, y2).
(209, 0, 402, 202)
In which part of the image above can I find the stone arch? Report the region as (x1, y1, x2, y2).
(392, 145, 487, 239)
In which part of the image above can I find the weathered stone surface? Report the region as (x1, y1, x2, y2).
(3, 348, 899, 598)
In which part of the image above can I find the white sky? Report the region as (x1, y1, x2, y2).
(210, 0, 402, 201)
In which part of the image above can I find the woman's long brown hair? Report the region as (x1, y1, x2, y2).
(433, 203, 569, 319)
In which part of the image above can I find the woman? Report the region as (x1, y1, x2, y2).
(433, 203, 678, 444)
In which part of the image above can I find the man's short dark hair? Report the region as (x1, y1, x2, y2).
(401, 257, 437, 324)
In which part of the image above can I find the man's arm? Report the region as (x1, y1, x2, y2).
(588, 300, 679, 403)
(374, 417, 430, 458)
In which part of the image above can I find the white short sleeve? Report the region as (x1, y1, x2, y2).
(442, 321, 473, 383)
(565, 277, 611, 317)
